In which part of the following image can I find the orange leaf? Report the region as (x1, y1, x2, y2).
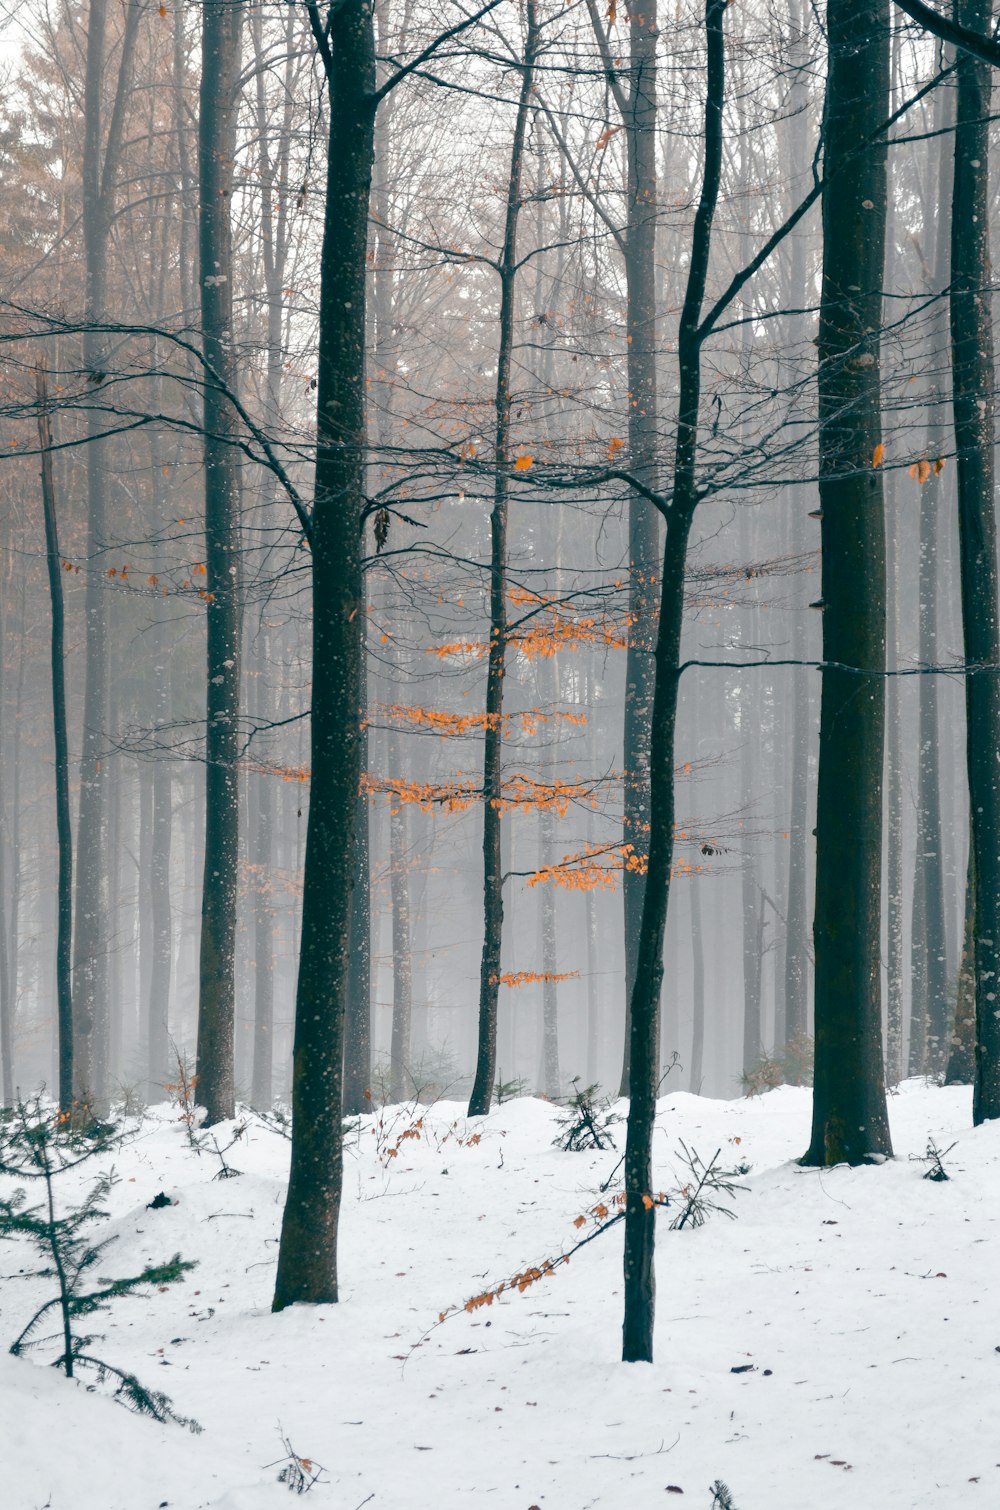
(573, 1215, 586, 1229)
(872, 441, 884, 469)
(514, 454, 533, 471)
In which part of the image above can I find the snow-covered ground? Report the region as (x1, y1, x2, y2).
(4, 1080, 996, 1510)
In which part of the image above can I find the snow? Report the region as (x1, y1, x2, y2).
(4, 1080, 997, 1509)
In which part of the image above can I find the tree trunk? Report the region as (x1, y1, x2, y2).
(946, 845, 976, 1082)
(195, 0, 245, 1124)
(272, 0, 375, 1309)
(37, 365, 73, 1112)
(387, 728, 413, 1104)
(950, 0, 1000, 1125)
(619, 0, 661, 1097)
(622, 0, 726, 1364)
(467, 2, 540, 1118)
(885, 471, 906, 1080)
(803, 0, 892, 1166)
(73, 0, 141, 1104)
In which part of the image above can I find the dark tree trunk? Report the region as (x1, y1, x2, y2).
(467, 1, 540, 1118)
(343, 769, 371, 1113)
(37, 365, 73, 1112)
(803, 0, 892, 1166)
(272, 0, 375, 1309)
(195, 0, 245, 1124)
(621, 0, 726, 1364)
(949, 0, 1000, 1124)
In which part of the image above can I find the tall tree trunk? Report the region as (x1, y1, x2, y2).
(74, 0, 141, 1104)
(908, 99, 952, 1076)
(803, 0, 892, 1166)
(885, 472, 906, 1079)
(619, 0, 660, 1097)
(343, 763, 371, 1112)
(388, 727, 413, 1104)
(689, 867, 706, 1094)
(950, 0, 1000, 1124)
(467, 2, 540, 1118)
(0, 543, 12, 1107)
(195, 0, 245, 1124)
(539, 805, 561, 1098)
(946, 846, 976, 1082)
(272, 0, 375, 1309)
(37, 365, 73, 1111)
(781, 3, 814, 1052)
(622, 0, 726, 1363)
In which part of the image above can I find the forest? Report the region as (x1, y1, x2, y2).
(1, 0, 1000, 1504)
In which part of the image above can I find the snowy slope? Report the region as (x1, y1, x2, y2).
(3, 1081, 995, 1510)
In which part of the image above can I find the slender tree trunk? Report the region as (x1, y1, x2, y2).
(950, 0, 1000, 1124)
(467, 2, 540, 1117)
(946, 845, 976, 1082)
(885, 471, 906, 1079)
(74, 0, 140, 1104)
(388, 733, 413, 1104)
(272, 0, 375, 1309)
(689, 870, 706, 1094)
(619, 0, 660, 1097)
(195, 0, 245, 1124)
(803, 0, 892, 1166)
(343, 763, 371, 1112)
(37, 365, 73, 1112)
(539, 805, 561, 1098)
(0, 556, 12, 1107)
(622, 0, 726, 1364)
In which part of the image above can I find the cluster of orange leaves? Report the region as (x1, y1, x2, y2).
(363, 773, 595, 817)
(494, 970, 580, 988)
(374, 704, 586, 739)
(872, 442, 946, 483)
(527, 842, 649, 892)
(909, 457, 946, 485)
(442, 1190, 668, 1325)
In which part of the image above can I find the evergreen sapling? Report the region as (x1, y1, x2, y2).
(0, 1098, 200, 1427)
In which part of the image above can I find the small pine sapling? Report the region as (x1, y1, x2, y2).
(0, 1098, 199, 1428)
(669, 1141, 747, 1230)
(553, 1078, 623, 1151)
(710, 1481, 738, 1510)
(494, 1072, 528, 1105)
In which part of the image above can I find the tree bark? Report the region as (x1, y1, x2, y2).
(621, 0, 726, 1364)
(949, 0, 1000, 1124)
(195, 0, 245, 1124)
(803, 0, 893, 1166)
(73, 0, 141, 1105)
(272, 0, 375, 1308)
(37, 364, 73, 1112)
(467, 1, 540, 1117)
